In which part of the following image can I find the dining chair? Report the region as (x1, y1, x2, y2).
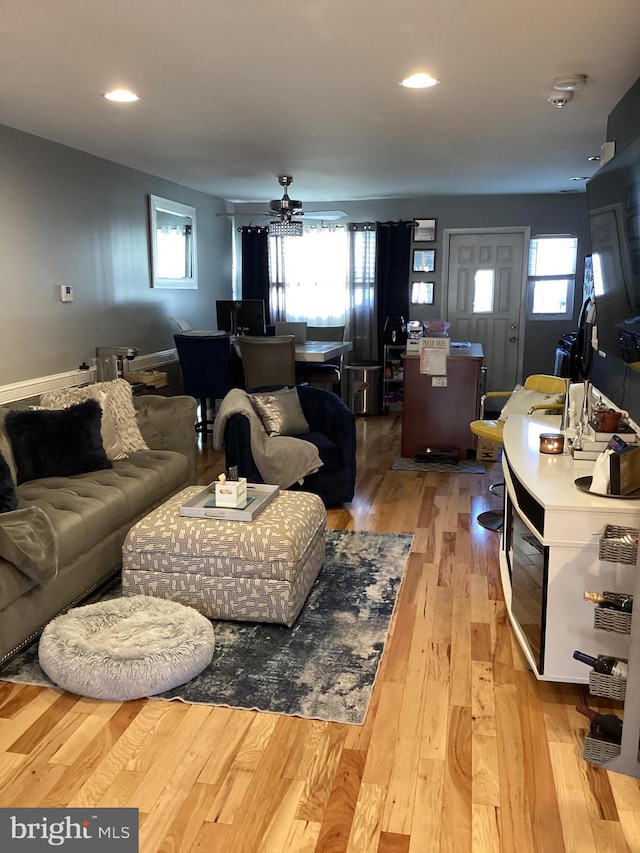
(274, 322, 308, 344)
(174, 333, 232, 436)
(469, 373, 567, 531)
(305, 325, 346, 395)
(170, 316, 192, 332)
(237, 335, 297, 389)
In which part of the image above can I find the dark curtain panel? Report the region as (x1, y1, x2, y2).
(241, 226, 271, 324)
(375, 221, 413, 362)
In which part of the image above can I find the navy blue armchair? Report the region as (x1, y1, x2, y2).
(223, 385, 356, 506)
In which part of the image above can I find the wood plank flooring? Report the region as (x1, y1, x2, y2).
(1, 413, 639, 851)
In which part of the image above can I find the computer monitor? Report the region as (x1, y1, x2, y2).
(215, 299, 266, 336)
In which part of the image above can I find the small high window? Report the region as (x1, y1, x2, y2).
(527, 236, 577, 320)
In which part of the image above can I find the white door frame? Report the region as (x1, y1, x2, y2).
(441, 226, 531, 387)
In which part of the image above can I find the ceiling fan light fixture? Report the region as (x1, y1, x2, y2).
(400, 73, 440, 89)
(269, 219, 303, 237)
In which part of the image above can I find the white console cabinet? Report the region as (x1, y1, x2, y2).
(499, 415, 640, 683)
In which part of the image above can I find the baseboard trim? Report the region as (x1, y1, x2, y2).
(0, 349, 178, 405)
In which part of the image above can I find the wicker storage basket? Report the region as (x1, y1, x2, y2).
(583, 734, 640, 764)
(598, 525, 638, 565)
(583, 734, 622, 764)
(593, 607, 633, 635)
(588, 670, 627, 701)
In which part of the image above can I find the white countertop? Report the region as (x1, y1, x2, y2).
(502, 414, 640, 513)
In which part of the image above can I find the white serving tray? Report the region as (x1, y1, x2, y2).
(179, 483, 280, 522)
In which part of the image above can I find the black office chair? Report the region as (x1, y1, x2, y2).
(237, 335, 296, 389)
(174, 333, 232, 436)
(305, 325, 346, 395)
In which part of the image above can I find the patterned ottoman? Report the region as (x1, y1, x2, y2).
(122, 487, 326, 627)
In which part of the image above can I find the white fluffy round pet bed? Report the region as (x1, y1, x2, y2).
(38, 595, 215, 701)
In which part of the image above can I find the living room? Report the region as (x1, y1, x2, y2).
(2, 2, 640, 851)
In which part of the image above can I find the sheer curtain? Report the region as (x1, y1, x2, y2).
(268, 226, 349, 325)
(268, 224, 377, 355)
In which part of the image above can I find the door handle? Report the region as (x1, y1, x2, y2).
(509, 336, 517, 342)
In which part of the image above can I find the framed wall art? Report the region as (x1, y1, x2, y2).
(411, 281, 434, 305)
(413, 218, 436, 241)
(412, 249, 436, 273)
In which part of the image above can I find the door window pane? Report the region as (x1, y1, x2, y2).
(473, 269, 495, 313)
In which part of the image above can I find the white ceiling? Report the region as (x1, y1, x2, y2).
(3, 0, 640, 205)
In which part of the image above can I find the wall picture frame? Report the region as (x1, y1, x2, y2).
(411, 281, 434, 305)
(413, 218, 436, 242)
(412, 249, 435, 273)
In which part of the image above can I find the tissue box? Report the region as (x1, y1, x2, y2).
(610, 447, 640, 496)
(215, 477, 247, 507)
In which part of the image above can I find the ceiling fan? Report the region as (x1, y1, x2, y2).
(217, 175, 347, 227)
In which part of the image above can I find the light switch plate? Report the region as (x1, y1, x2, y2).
(432, 376, 447, 387)
(60, 284, 73, 302)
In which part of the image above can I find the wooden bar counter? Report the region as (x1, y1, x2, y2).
(400, 343, 484, 458)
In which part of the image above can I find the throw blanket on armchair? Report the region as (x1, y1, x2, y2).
(213, 389, 322, 489)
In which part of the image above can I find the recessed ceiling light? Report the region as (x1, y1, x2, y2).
(588, 155, 601, 162)
(569, 176, 589, 181)
(400, 73, 440, 89)
(103, 89, 140, 103)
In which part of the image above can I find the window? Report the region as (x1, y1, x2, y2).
(268, 225, 377, 360)
(527, 236, 577, 320)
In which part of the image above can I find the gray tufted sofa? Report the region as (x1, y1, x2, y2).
(0, 393, 198, 666)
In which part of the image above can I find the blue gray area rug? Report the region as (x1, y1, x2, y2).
(1, 530, 412, 725)
(392, 456, 486, 473)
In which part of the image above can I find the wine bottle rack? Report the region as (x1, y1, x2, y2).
(583, 525, 640, 777)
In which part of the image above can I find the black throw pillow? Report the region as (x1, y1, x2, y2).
(0, 450, 18, 512)
(5, 399, 112, 485)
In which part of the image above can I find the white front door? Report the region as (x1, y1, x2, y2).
(445, 229, 528, 393)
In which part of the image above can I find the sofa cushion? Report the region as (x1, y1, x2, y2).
(40, 379, 148, 458)
(5, 400, 113, 485)
(0, 450, 17, 513)
(15, 449, 189, 569)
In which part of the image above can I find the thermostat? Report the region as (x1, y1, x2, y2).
(60, 284, 73, 303)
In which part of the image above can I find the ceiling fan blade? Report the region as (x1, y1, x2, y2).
(302, 210, 347, 221)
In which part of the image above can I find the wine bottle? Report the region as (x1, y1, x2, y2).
(572, 650, 629, 679)
(584, 590, 633, 612)
(576, 703, 623, 743)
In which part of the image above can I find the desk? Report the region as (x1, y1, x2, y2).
(400, 343, 484, 457)
(295, 341, 352, 363)
(231, 339, 351, 363)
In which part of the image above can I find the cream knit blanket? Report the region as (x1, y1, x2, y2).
(212, 389, 322, 489)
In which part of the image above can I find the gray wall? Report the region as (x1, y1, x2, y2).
(0, 123, 234, 385)
(589, 75, 640, 419)
(241, 193, 590, 379)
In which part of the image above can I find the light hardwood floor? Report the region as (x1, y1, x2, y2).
(1, 413, 639, 852)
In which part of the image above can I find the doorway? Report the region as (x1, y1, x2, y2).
(444, 228, 529, 394)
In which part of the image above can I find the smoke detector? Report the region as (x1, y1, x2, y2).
(552, 74, 587, 91)
(547, 90, 574, 109)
